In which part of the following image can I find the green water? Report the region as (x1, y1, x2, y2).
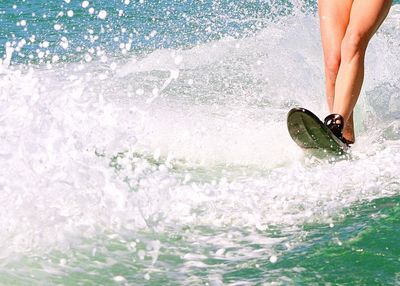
(0, 195, 398, 285)
(272, 196, 400, 285)
(1, 0, 400, 285)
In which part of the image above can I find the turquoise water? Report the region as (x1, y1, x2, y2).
(1, 0, 400, 285)
(0, 0, 297, 64)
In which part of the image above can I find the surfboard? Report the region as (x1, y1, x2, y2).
(287, 107, 348, 155)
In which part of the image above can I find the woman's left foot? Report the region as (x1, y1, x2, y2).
(324, 114, 344, 137)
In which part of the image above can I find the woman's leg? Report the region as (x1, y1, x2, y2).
(318, 0, 352, 112)
(333, 0, 392, 133)
(318, 0, 354, 142)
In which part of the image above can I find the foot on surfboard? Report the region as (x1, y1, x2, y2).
(287, 108, 350, 155)
(324, 114, 354, 146)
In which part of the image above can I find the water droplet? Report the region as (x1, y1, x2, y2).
(113, 276, 126, 282)
(98, 10, 107, 20)
(269, 255, 278, 263)
(41, 41, 49, 48)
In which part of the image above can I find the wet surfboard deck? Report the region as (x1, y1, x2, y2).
(287, 107, 348, 155)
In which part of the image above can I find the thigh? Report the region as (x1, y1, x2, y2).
(347, 0, 392, 42)
(318, 0, 353, 59)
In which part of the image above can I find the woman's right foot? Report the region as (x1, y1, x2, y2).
(324, 113, 354, 146)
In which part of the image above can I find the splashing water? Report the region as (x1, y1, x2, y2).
(0, 1, 400, 284)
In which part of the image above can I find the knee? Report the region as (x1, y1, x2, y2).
(341, 28, 369, 62)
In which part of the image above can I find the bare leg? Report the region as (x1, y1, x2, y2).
(318, 0, 354, 141)
(333, 0, 392, 137)
(318, 0, 352, 112)
(343, 113, 354, 142)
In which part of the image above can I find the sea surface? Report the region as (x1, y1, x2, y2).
(1, 0, 400, 285)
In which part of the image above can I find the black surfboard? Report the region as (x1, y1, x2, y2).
(287, 107, 348, 155)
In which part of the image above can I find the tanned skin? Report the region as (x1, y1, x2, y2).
(318, 0, 392, 143)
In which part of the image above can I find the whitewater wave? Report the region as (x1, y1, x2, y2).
(0, 5, 399, 260)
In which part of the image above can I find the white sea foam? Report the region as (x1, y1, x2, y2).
(0, 6, 399, 267)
